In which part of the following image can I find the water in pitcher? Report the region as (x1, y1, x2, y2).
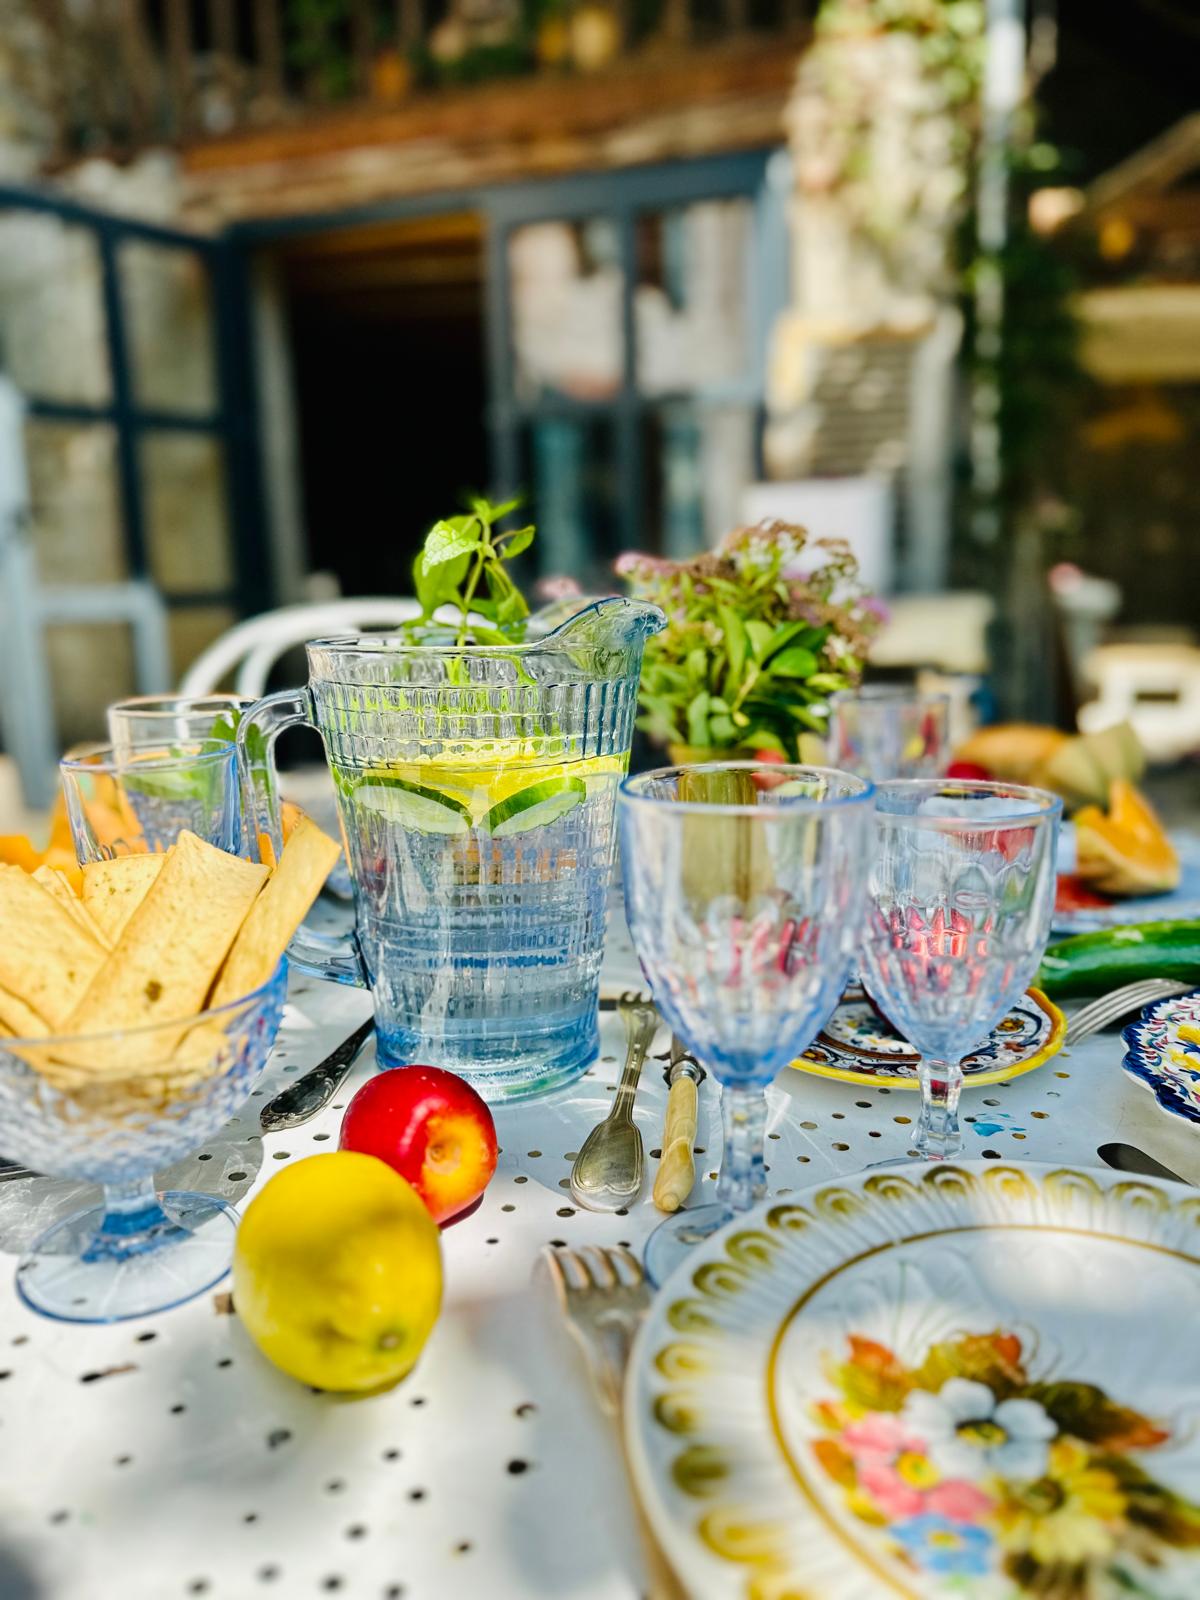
(331, 738, 626, 1095)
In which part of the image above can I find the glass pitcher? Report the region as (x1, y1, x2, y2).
(239, 598, 665, 1102)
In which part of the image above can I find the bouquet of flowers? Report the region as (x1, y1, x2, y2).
(811, 1326, 1200, 1594)
(616, 520, 880, 762)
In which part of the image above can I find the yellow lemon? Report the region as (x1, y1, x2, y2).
(233, 1152, 442, 1393)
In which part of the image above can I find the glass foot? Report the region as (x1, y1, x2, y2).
(16, 1191, 239, 1324)
(644, 1202, 735, 1287)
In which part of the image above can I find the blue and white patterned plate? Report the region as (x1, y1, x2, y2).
(1122, 989, 1200, 1123)
(1053, 828, 1200, 935)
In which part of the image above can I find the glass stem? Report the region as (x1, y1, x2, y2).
(917, 1059, 964, 1160)
(716, 1085, 768, 1213)
(83, 1178, 176, 1263)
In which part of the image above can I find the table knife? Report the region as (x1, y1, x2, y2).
(259, 1017, 375, 1132)
(1096, 1141, 1190, 1186)
(653, 1036, 705, 1214)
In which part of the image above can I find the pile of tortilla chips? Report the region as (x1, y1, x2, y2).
(0, 817, 341, 1095)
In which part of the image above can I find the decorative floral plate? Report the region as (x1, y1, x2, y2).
(791, 986, 1066, 1089)
(626, 1162, 1200, 1600)
(1122, 990, 1200, 1124)
(1053, 829, 1200, 935)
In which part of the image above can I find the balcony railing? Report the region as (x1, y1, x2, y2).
(41, 0, 811, 161)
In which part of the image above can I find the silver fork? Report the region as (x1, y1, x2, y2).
(543, 1245, 685, 1600)
(570, 991, 658, 1212)
(1064, 979, 1194, 1046)
(543, 1243, 650, 1414)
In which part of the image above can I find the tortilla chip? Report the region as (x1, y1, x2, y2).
(62, 832, 269, 1070)
(33, 865, 110, 948)
(0, 866, 107, 1028)
(81, 854, 165, 945)
(211, 816, 340, 1007)
(0, 984, 49, 1039)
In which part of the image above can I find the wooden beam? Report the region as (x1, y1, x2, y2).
(117, 0, 157, 145)
(38, 0, 73, 157)
(165, 0, 193, 138)
(211, 0, 238, 62)
(349, 0, 374, 94)
(254, 0, 286, 100)
(183, 39, 800, 173)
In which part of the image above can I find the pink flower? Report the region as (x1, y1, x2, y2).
(534, 575, 584, 601)
(841, 1410, 994, 1527)
(926, 1480, 994, 1522)
(859, 1458, 925, 1519)
(844, 1413, 923, 1458)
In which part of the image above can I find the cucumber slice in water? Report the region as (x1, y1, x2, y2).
(483, 776, 586, 837)
(354, 778, 472, 835)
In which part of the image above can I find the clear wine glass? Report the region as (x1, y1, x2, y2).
(618, 763, 874, 1284)
(828, 686, 950, 780)
(858, 780, 1061, 1161)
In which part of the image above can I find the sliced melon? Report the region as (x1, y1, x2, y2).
(1074, 779, 1179, 896)
(1085, 720, 1146, 787)
(1035, 737, 1108, 809)
(952, 724, 1069, 785)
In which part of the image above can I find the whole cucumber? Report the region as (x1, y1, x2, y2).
(1037, 920, 1200, 999)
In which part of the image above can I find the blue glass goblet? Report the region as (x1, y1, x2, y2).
(858, 780, 1061, 1161)
(618, 763, 874, 1284)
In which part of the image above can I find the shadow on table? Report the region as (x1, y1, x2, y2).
(0, 1539, 44, 1600)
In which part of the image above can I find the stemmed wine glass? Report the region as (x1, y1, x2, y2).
(618, 763, 875, 1284)
(858, 780, 1061, 1161)
(828, 686, 950, 780)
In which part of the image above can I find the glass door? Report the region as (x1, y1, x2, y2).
(484, 151, 787, 584)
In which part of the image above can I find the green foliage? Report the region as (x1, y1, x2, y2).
(411, 496, 535, 646)
(619, 521, 879, 760)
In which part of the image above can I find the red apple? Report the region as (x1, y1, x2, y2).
(339, 1067, 498, 1225)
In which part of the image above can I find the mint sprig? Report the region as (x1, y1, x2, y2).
(413, 496, 534, 646)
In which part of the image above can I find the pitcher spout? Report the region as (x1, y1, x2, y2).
(529, 596, 666, 668)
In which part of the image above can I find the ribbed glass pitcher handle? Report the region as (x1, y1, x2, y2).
(237, 689, 367, 988)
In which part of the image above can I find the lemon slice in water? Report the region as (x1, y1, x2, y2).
(482, 776, 586, 837)
(353, 777, 472, 835)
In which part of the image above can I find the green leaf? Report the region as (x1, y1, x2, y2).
(686, 690, 711, 748)
(708, 715, 736, 745)
(496, 524, 535, 558)
(745, 620, 774, 661)
(717, 604, 747, 688)
(762, 620, 822, 659)
(767, 646, 819, 679)
(424, 518, 482, 569)
(471, 494, 522, 525)
(742, 728, 788, 757)
(686, 647, 709, 687)
(496, 587, 528, 627)
(1022, 1382, 1169, 1451)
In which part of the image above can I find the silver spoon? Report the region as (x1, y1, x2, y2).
(570, 992, 659, 1212)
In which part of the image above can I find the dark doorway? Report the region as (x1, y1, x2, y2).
(277, 212, 488, 597)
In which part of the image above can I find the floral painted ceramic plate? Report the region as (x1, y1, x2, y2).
(626, 1161, 1200, 1600)
(792, 986, 1066, 1089)
(1122, 990, 1200, 1124)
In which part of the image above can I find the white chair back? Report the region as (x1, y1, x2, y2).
(177, 598, 423, 699)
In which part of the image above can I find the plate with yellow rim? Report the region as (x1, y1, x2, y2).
(791, 987, 1066, 1089)
(625, 1161, 1200, 1600)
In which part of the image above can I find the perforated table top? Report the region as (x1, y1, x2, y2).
(0, 909, 1194, 1600)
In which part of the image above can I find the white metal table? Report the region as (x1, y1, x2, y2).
(0, 909, 1195, 1600)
